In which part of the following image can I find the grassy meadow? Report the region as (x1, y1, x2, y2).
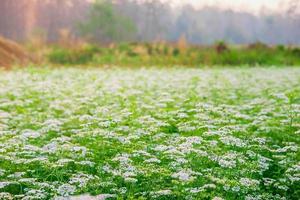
(0, 67, 299, 199)
(45, 42, 300, 67)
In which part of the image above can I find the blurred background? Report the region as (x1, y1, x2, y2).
(0, 0, 299, 67)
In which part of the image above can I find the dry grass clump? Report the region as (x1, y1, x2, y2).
(0, 36, 35, 68)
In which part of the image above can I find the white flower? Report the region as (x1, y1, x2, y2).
(212, 197, 224, 200)
(150, 190, 172, 197)
(177, 113, 188, 119)
(144, 158, 161, 164)
(153, 145, 169, 152)
(0, 182, 11, 189)
(57, 184, 76, 197)
(245, 195, 262, 200)
(189, 188, 201, 193)
(240, 178, 260, 187)
(232, 186, 240, 192)
(218, 159, 236, 168)
(56, 194, 116, 200)
(78, 161, 95, 167)
(42, 119, 63, 132)
(23, 189, 47, 199)
(220, 136, 246, 147)
(72, 146, 87, 157)
(20, 130, 40, 139)
(42, 142, 58, 154)
(124, 177, 138, 183)
(69, 173, 94, 188)
(0, 192, 13, 200)
(117, 136, 131, 144)
(19, 178, 37, 183)
(123, 171, 136, 178)
(171, 170, 195, 182)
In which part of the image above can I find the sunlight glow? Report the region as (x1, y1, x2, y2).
(168, 0, 282, 13)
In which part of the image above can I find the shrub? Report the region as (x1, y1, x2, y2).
(215, 41, 228, 54)
(48, 47, 95, 65)
(172, 48, 180, 56)
(46, 42, 300, 66)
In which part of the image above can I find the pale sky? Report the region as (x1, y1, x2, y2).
(167, 0, 284, 13)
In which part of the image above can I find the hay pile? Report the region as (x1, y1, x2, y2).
(0, 36, 34, 68)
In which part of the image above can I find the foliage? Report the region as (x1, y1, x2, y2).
(46, 42, 300, 66)
(48, 45, 99, 65)
(78, 0, 136, 43)
(0, 68, 299, 199)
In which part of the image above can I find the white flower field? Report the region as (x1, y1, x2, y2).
(0, 67, 299, 199)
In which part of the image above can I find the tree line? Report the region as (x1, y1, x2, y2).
(0, 0, 299, 44)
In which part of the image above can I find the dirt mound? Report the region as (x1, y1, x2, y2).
(0, 36, 35, 68)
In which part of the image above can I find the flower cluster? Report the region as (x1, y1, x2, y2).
(0, 68, 299, 199)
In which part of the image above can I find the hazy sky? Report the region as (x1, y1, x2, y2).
(169, 0, 283, 13)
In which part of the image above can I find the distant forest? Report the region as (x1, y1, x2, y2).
(0, 0, 299, 45)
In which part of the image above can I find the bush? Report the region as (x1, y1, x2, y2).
(172, 48, 180, 56)
(46, 42, 300, 66)
(215, 41, 228, 54)
(48, 47, 95, 65)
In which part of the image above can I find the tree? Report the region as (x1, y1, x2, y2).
(0, 0, 30, 40)
(131, 0, 173, 42)
(287, 0, 299, 15)
(78, 0, 136, 43)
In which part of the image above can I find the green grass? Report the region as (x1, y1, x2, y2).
(46, 43, 300, 67)
(0, 67, 299, 199)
